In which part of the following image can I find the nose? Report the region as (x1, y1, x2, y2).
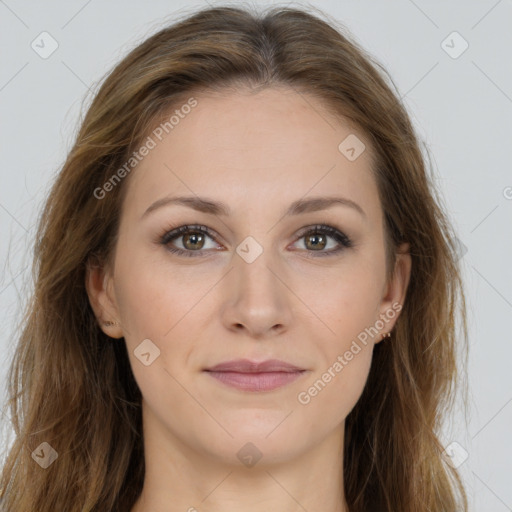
(220, 248, 293, 340)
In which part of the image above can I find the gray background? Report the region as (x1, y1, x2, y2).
(1, 1, 511, 509)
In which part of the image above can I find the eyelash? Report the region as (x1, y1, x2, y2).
(159, 223, 353, 258)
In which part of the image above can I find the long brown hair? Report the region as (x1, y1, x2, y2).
(0, 4, 468, 511)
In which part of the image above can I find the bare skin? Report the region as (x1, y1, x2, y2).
(86, 85, 411, 512)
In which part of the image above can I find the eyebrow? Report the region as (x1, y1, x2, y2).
(141, 195, 366, 220)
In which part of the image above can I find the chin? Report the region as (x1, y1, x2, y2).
(194, 421, 310, 468)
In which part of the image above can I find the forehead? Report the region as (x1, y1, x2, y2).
(123, 86, 381, 222)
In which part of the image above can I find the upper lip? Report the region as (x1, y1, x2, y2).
(205, 359, 305, 373)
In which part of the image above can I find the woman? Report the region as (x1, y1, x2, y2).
(0, 4, 468, 511)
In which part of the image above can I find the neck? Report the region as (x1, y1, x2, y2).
(131, 402, 349, 512)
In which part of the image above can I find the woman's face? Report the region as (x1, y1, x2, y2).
(88, 86, 410, 467)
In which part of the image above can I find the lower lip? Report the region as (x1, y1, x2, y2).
(205, 370, 306, 392)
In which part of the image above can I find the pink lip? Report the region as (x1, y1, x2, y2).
(204, 359, 307, 392)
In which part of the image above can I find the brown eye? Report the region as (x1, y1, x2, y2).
(160, 225, 220, 257)
(292, 225, 353, 257)
(304, 232, 327, 251)
(182, 232, 206, 250)
(160, 223, 352, 259)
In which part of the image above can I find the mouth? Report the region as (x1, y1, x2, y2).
(203, 359, 307, 392)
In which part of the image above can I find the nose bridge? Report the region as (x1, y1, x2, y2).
(222, 233, 292, 336)
(235, 234, 283, 303)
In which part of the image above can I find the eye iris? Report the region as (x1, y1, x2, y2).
(183, 232, 205, 250)
(305, 232, 326, 250)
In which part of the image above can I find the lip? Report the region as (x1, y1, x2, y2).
(205, 358, 305, 373)
(204, 359, 307, 392)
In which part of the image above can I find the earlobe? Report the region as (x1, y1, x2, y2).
(376, 242, 412, 342)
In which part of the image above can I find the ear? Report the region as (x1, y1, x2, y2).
(85, 257, 124, 339)
(375, 242, 411, 343)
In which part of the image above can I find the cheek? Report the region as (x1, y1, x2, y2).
(291, 270, 381, 428)
(113, 243, 203, 340)
(294, 341, 373, 443)
(114, 268, 196, 429)
(306, 265, 384, 344)
(112, 245, 215, 388)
